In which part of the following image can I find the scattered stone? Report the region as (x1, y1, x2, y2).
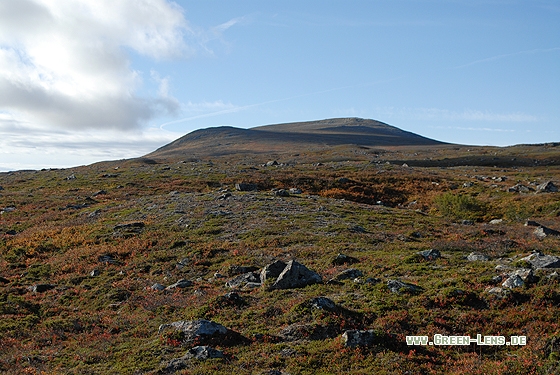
(486, 287, 510, 299)
(279, 323, 335, 341)
(387, 279, 423, 294)
(534, 226, 560, 239)
(28, 284, 56, 293)
(417, 249, 441, 261)
(260, 260, 287, 283)
(1, 206, 16, 214)
(227, 265, 259, 276)
(490, 275, 503, 285)
(271, 260, 322, 290)
(176, 258, 189, 270)
(489, 219, 503, 225)
(217, 192, 232, 200)
(508, 184, 533, 193)
(158, 319, 226, 339)
(467, 252, 490, 262)
(331, 253, 359, 265)
(520, 253, 560, 269)
(66, 174, 76, 180)
(235, 183, 258, 191)
(525, 220, 541, 227)
(90, 269, 100, 277)
(151, 283, 166, 291)
(92, 190, 107, 197)
(184, 345, 224, 360)
(309, 297, 337, 312)
(342, 329, 377, 347)
(225, 272, 261, 289)
(216, 292, 246, 307)
(509, 268, 534, 283)
(5, 230, 17, 235)
(166, 279, 193, 290)
(273, 189, 290, 197)
(266, 160, 279, 167)
(536, 181, 558, 193)
(502, 275, 524, 289)
(98, 254, 118, 264)
(463, 181, 474, 188)
(329, 268, 363, 282)
(163, 346, 224, 373)
(289, 188, 302, 194)
(365, 277, 381, 284)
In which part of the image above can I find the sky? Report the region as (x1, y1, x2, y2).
(0, 0, 559, 171)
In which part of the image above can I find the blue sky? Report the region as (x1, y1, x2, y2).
(1, 0, 559, 170)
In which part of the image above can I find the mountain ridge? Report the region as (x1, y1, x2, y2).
(147, 117, 447, 160)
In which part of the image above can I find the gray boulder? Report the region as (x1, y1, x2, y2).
(502, 275, 524, 289)
(387, 279, 423, 294)
(166, 279, 192, 290)
(235, 183, 257, 192)
(225, 272, 261, 289)
(279, 323, 336, 341)
(534, 226, 560, 239)
(164, 346, 224, 373)
(417, 249, 441, 261)
(329, 268, 363, 282)
(520, 253, 560, 269)
(151, 283, 166, 291)
(158, 319, 227, 338)
(536, 181, 558, 193)
(342, 329, 377, 347)
(309, 297, 337, 312)
(271, 260, 322, 289)
(28, 284, 56, 293)
(331, 253, 359, 265)
(467, 252, 490, 262)
(184, 345, 224, 360)
(260, 260, 287, 283)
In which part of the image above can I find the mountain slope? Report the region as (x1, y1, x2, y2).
(147, 118, 447, 160)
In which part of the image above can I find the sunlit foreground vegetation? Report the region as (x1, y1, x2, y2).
(2, 144, 560, 374)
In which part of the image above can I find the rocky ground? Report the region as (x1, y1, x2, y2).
(2, 153, 560, 374)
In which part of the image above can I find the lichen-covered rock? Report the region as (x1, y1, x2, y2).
(387, 279, 422, 294)
(331, 253, 359, 265)
(502, 275, 524, 289)
(165, 279, 192, 290)
(467, 252, 489, 261)
(536, 181, 558, 193)
(260, 260, 287, 283)
(163, 346, 224, 373)
(330, 268, 363, 282)
(225, 272, 261, 289)
(308, 297, 337, 312)
(158, 319, 248, 346)
(520, 253, 560, 269)
(342, 329, 377, 347)
(271, 260, 322, 289)
(417, 249, 441, 261)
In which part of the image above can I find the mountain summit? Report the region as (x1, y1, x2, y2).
(147, 118, 446, 159)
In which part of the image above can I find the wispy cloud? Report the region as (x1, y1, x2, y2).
(453, 47, 560, 69)
(377, 107, 539, 122)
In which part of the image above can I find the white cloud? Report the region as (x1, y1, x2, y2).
(0, 118, 181, 170)
(0, 0, 189, 131)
